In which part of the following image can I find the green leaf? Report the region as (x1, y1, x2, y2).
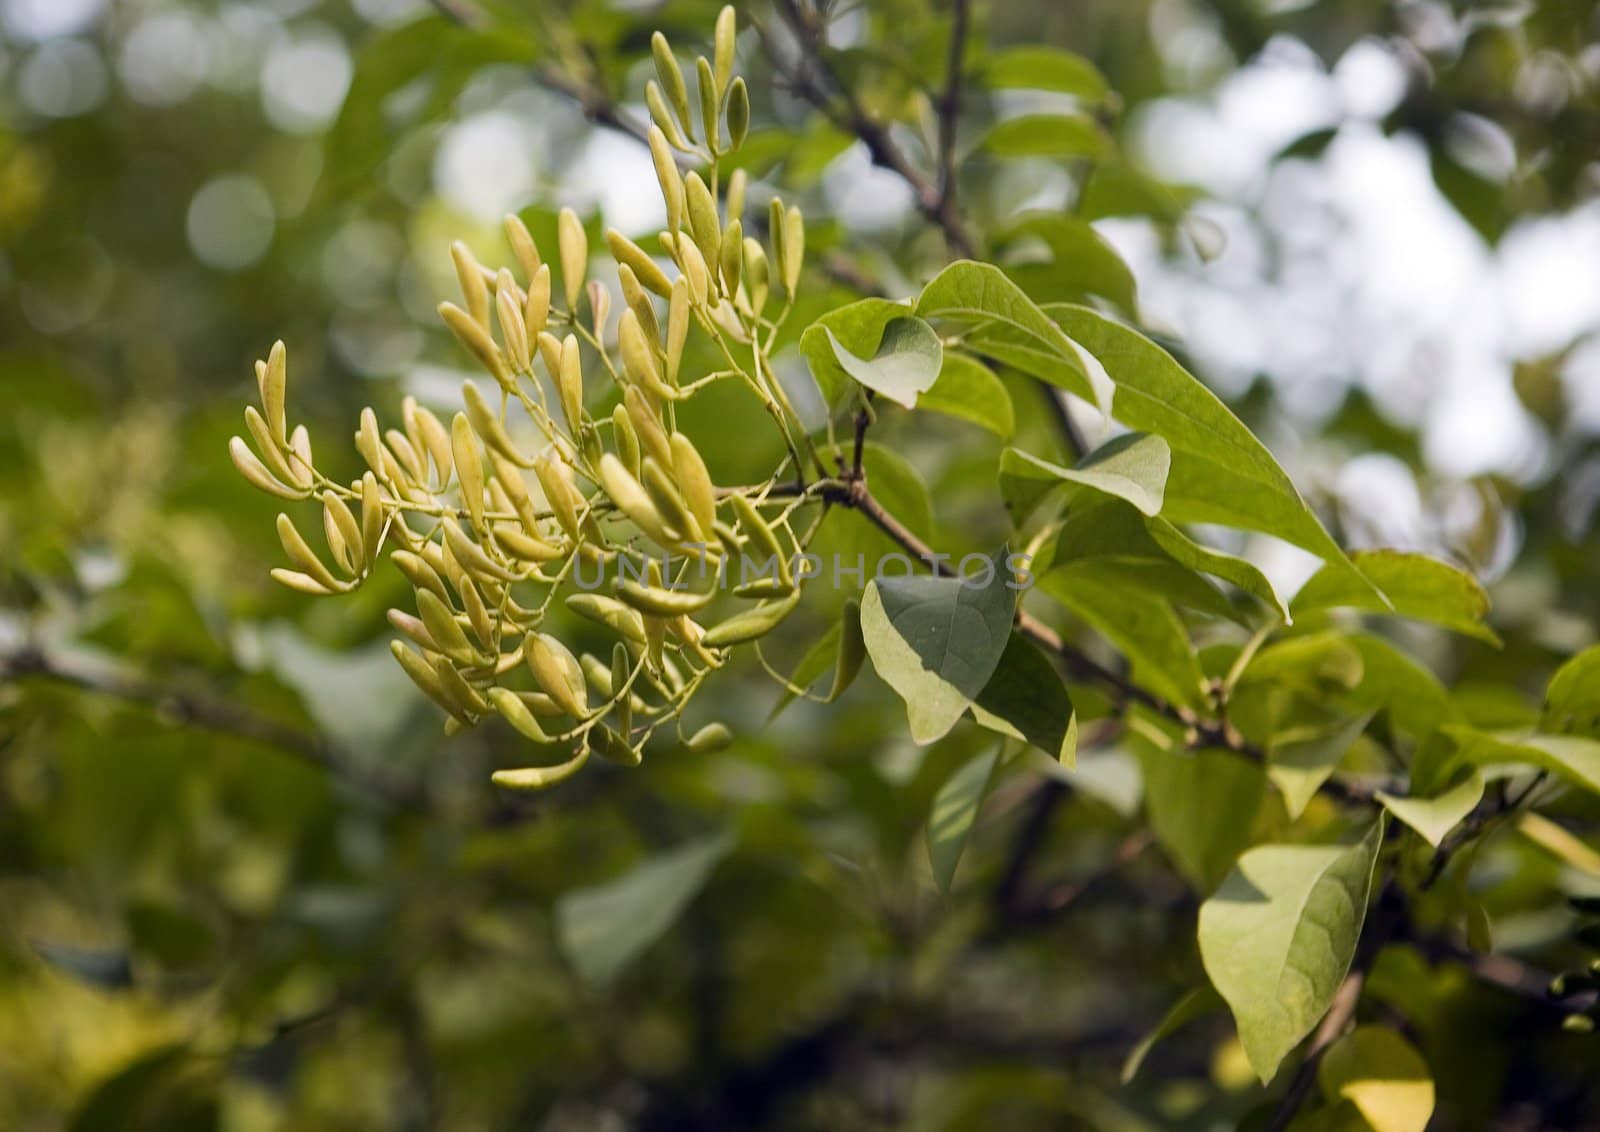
(1543, 643, 1600, 738)
(1000, 213, 1137, 312)
(986, 46, 1110, 101)
(1345, 634, 1455, 740)
(999, 432, 1170, 519)
(1141, 744, 1266, 890)
(970, 635, 1078, 764)
(555, 832, 734, 984)
(1515, 811, 1600, 877)
(1293, 550, 1499, 645)
(1445, 727, 1600, 796)
(1040, 567, 1206, 708)
(768, 621, 841, 719)
(799, 297, 914, 406)
(1240, 632, 1365, 696)
(1377, 770, 1484, 849)
(1268, 713, 1374, 820)
(927, 745, 1000, 892)
(983, 114, 1110, 159)
(1122, 985, 1224, 1084)
(921, 353, 1015, 437)
(824, 315, 944, 409)
(861, 548, 1018, 743)
(70, 1045, 218, 1132)
(1317, 1026, 1436, 1132)
(1198, 819, 1385, 1083)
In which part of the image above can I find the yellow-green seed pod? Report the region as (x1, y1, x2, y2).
(599, 452, 678, 544)
(434, 656, 489, 716)
(557, 207, 587, 309)
(646, 81, 690, 151)
(651, 32, 693, 142)
(713, 5, 737, 95)
(504, 213, 541, 280)
(392, 549, 448, 602)
(391, 641, 470, 721)
(685, 173, 721, 276)
(270, 568, 337, 596)
(677, 237, 711, 307)
(416, 588, 478, 665)
(726, 167, 747, 224)
(321, 491, 363, 575)
(587, 280, 610, 339)
(359, 473, 383, 567)
(728, 494, 790, 583)
(526, 632, 588, 716)
(648, 125, 686, 230)
(640, 456, 700, 542)
(409, 405, 451, 486)
(516, 690, 565, 717)
(450, 240, 490, 328)
(442, 516, 515, 582)
(726, 77, 750, 152)
(610, 641, 632, 737)
(495, 524, 563, 563)
(733, 577, 795, 600)
(608, 403, 639, 476)
(719, 218, 743, 295)
(618, 309, 663, 393)
(229, 436, 301, 500)
(440, 301, 511, 387)
(668, 433, 716, 536)
(666, 278, 690, 385)
(495, 268, 531, 373)
(260, 340, 288, 444)
(462, 578, 495, 649)
(686, 722, 734, 754)
(606, 229, 673, 299)
(742, 237, 770, 313)
(579, 653, 646, 713)
(451, 411, 485, 531)
(244, 408, 295, 486)
(669, 614, 719, 667)
(590, 725, 642, 767)
(768, 198, 786, 283)
(696, 56, 718, 153)
(566, 592, 649, 646)
(533, 456, 581, 540)
(288, 424, 314, 488)
(385, 428, 425, 484)
(277, 512, 341, 591)
(462, 380, 532, 468)
(623, 386, 672, 466)
(488, 449, 539, 529)
(524, 263, 551, 340)
(491, 747, 591, 791)
(487, 687, 549, 742)
(782, 205, 805, 294)
(617, 264, 663, 348)
(713, 520, 743, 559)
(353, 407, 388, 480)
(701, 589, 802, 648)
(616, 577, 714, 616)
(558, 334, 584, 432)
(387, 608, 437, 653)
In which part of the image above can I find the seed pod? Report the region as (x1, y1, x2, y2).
(685, 173, 721, 276)
(487, 687, 549, 743)
(648, 125, 686, 231)
(666, 278, 690, 386)
(416, 588, 479, 665)
(768, 198, 786, 287)
(557, 207, 587, 309)
(728, 494, 791, 583)
(524, 263, 551, 340)
(617, 264, 664, 349)
(277, 513, 342, 591)
(463, 576, 493, 649)
(600, 452, 678, 545)
(590, 725, 642, 766)
(354, 474, 383, 568)
(451, 412, 486, 531)
(391, 550, 447, 604)
(462, 380, 532, 468)
(271, 568, 336, 596)
(580, 652, 646, 711)
(504, 213, 541, 280)
(491, 747, 591, 791)
(733, 577, 795, 600)
(782, 205, 805, 294)
(495, 268, 531, 373)
(624, 387, 672, 468)
(701, 589, 802, 647)
(566, 592, 649, 645)
(321, 491, 363, 575)
(408, 406, 451, 486)
(439, 301, 511, 387)
(229, 436, 301, 499)
(720, 218, 743, 295)
(678, 237, 711, 307)
(391, 641, 470, 721)
(616, 576, 714, 616)
(587, 279, 610, 339)
(726, 167, 747, 224)
(618, 309, 664, 393)
(557, 334, 584, 432)
(713, 4, 737, 93)
(385, 428, 425, 484)
(387, 608, 438, 653)
(606, 229, 673, 299)
(450, 241, 490, 328)
(663, 435, 716, 538)
(495, 524, 563, 563)
(442, 516, 515, 582)
(670, 614, 720, 667)
(244, 409, 294, 490)
(533, 456, 581, 539)
(610, 641, 632, 737)
(686, 722, 734, 754)
(831, 598, 868, 701)
(526, 632, 588, 716)
(260, 340, 288, 444)
(488, 449, 539, 529)
(641, 456, 700, 542)
(646, 82, 690, 151)
(713, 520, 743, 559)
(610, 405, 641, 478)
(288, 425, 315, 488)
(726, 77, 750, 151)
(433, 654, 489, 718)
(651, 32, 694, 142)
(696, 56, 718, 152)
(742, 237, 770, 314)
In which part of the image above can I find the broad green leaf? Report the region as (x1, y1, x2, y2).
(1345, 634, 1454, 740)
(1041, 567, 1206, 708)
(1198, 819, 1385, 1083)
(70, 1045, 217, 1132)
(768, 621, 840, 719)
(970, 635, 1078, 764)
(1515, 811, 1600, 877)
(824, 315, 943, 408)
(1122, 985, 1224, 1084)
(1317, 1026, 1436, 1132)
(928, 745, 1000, 892)
(1377, 770, 1484, 848)
(1141, 744, 1266, 890)
(1293, 550, 1498, 645)
(799, 297, 913, 405)
(986, 46, 1110, 101)
(983, 114, 1110, 159)
(1543, 643, 1600, 738)
(921, 352, 1015, 437)
(861, 548, 1017, 743)
(1000, 213, 1137, 312)
(1445, 726, 1600, 796)
(1269, 713, 1374, 820)
(1000, 432, 1170, 519)
(555, 832, 734, 984)
(1241, 632, 1365, 696)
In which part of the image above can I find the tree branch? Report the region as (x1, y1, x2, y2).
(936, 0, 971, 215)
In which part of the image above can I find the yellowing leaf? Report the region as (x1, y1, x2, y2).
(1317, 1026, 1435, 1132)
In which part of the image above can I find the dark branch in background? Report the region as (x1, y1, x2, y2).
(0, 645, 428, 811)
(936, 0, 971, 223)
(1423, 772, 1548, 889)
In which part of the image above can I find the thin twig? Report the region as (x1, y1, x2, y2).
(936, 0, 971, 215)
